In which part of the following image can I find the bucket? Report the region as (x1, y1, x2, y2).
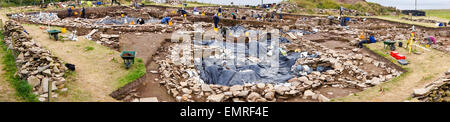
(61, 28, 67, 33)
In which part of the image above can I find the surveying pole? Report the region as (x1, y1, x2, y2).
(415, 0, 417, 10)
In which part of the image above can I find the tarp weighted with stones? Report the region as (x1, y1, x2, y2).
(195, 38, 301, 86)
(194, 26, 327, 86)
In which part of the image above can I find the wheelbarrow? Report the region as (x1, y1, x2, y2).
(47, 29, 61, 41)
(120, 49, 136, 69)
(383, 40, 396, 51)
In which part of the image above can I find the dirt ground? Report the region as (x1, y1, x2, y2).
(22, 24, 136, 102)
(0, 54, 17, 102)
(0, 9, 17, 102)
(120, 33, 172, 64)
(336, 41, 450, 102)
(2, 5, 450, 102)
(119, 32, 175, 102)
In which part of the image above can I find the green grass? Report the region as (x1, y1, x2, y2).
(117, 58, 146, 88)
(289, 0, 397, 16)
(364, 44, 404, 68)
(57, 69, 92, 102)
(143, 1, 220, 8)
(425, 9, 450, 20)
(84, 46, 94, 51)
(0, 31, 38, 102)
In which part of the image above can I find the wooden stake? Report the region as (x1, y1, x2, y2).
(48, 80, 52, 102)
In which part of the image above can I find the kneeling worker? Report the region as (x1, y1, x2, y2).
(358, 33, 377, 48)
(137, 18, 145, 25)
(161, 16, 171, 24)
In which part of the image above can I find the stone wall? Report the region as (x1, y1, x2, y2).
(155, 31, 402, 102)
(2, 20, 67, 102)
(412, 69, 450, 102)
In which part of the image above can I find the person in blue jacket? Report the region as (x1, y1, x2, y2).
(67, 7, 72, 17)
(369, 35, 377, 43)
(193, 7, 198, 12)
(358, 33, 376, 48)
(213, 14, 220, 28)
(161, 16, 171, 24)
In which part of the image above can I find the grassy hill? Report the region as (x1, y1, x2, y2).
(288, 0, 398, 16)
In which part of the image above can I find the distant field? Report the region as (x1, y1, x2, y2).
(365, 9, 450, 28)
(424, 9, 450, 20)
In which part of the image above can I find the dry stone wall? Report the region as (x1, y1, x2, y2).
(413, 70, 450, 102)
(2, 20, 67, 102)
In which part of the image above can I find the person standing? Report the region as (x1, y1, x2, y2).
(213, 14, 220, 28)
(81, 7, 86, 18)
(277, 8, 282, 20)
(67, 7, 72, 17)
(112, 0, 116, 6)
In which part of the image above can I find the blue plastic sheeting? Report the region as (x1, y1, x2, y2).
(279, 37, 290, 43)
(197, 53, 300, 86)
(194, 37, 303, 86)
(192, 26, 325, 86)
(285, 29, 315, 35)
(96, 17, 160, 25)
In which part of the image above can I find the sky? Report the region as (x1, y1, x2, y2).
(366, 0, 450, 10)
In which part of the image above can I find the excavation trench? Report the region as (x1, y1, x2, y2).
(8, 5, 446, 102)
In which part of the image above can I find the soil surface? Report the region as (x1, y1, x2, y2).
(119, 32, 175, 102)
(22, 24, 135, 102)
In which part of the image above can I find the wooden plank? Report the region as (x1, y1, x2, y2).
(287, 32, 297, 39)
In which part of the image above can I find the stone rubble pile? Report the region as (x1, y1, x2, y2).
(2, 20, 67, 102)
(11, 12, 60, 24)
(291, 40, 402, 89)
(277, 2, 301, 13)
(95, 34, 120, 51)
(154, 29, 401, 102)
(412, 69, 450, 102)
(401, 17, 447, 25)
